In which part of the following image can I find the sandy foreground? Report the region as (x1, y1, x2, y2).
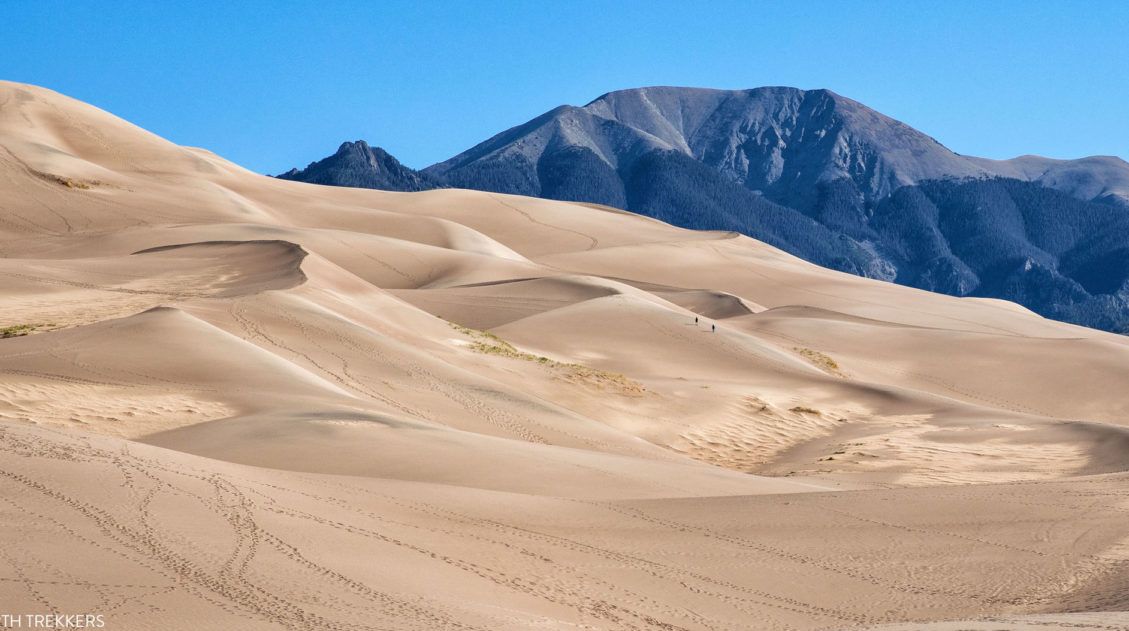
(0, 81, 1127, 630)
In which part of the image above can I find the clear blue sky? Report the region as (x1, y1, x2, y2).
(4, 1, 1127, 173)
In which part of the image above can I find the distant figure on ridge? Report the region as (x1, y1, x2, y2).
(695, 316, 699, 324)
(712, 324, 716, 333)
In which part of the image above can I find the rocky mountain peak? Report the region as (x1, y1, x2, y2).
(277, 140, 440, 192)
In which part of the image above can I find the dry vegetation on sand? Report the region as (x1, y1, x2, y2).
(449, 321, 646, 395)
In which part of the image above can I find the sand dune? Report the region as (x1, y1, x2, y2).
(2, 80, 1129, 629)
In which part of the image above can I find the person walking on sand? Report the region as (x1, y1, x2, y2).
(695, 316, 699, 324)
(711, 324, 716, 333)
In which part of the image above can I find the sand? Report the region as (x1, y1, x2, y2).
(1, 80, 1128, 629)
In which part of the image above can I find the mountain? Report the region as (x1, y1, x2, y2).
(279, 87, 1129, 333)
(426, 86, 1129, 209)
(277, 139, 440, 191)
(427, 87, 983, 206)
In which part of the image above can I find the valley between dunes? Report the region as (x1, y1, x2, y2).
(1, 81, 1128, 630)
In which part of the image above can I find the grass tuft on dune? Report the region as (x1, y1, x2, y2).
(794, 346, 845, 377)
(450, 321, 645, 395)
(1, 323, 51, 338)
(31, 169, 101, 190)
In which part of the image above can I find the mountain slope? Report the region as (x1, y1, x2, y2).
(872, 178, 1129, 330)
